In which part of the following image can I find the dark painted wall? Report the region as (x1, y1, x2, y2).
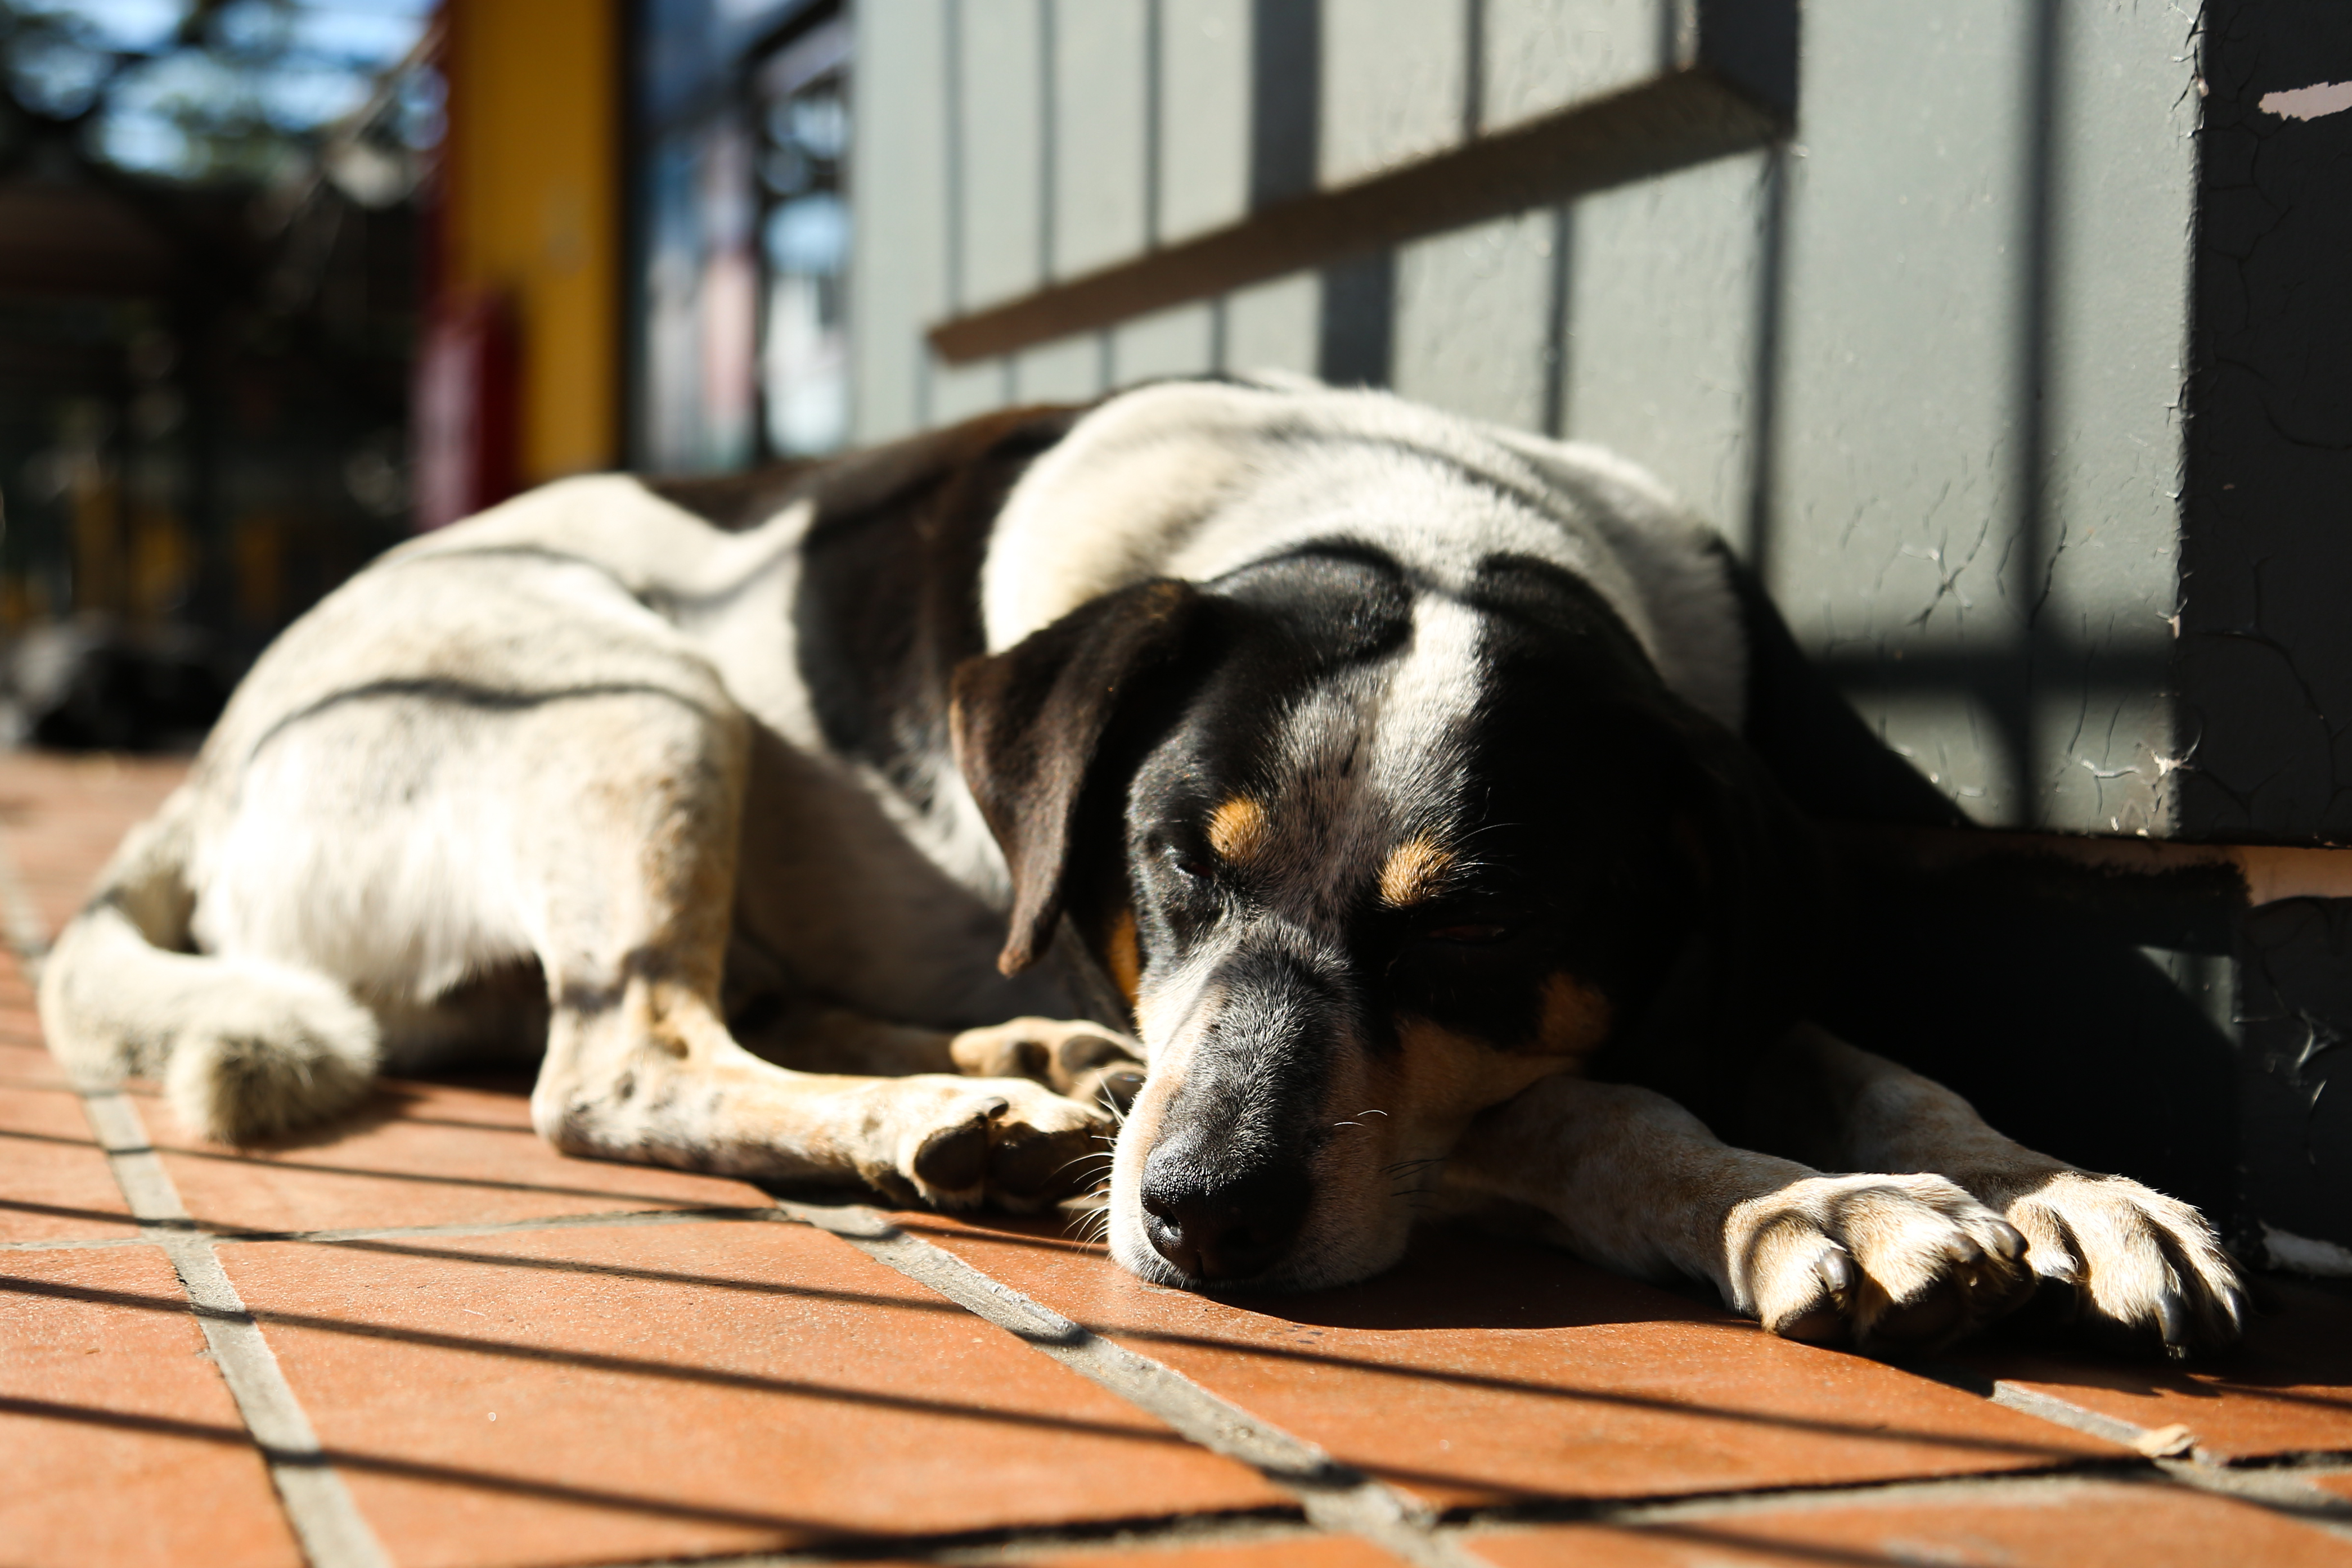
(2179, 2, 2352, 1250)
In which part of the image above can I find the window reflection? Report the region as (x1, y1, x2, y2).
(757, 21, 849, 458)
(635, 2, 848, 473)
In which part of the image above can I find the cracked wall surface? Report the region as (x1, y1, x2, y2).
(2178, 1, 2352, 844)
(2178, 2, 2352, 1250)
(1768, 0, 2196, 835)
(861, 0, 2204, 841)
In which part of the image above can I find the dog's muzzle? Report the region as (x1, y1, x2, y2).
(1135, 941, 1339, 1285)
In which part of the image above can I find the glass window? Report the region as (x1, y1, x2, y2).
(631, 1, 848, 472)
(755, 15, 850, 458)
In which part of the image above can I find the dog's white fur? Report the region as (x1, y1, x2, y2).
(38, 378, 2245, 1352)
(42, 474, 1092, 1201)
(985, 379, 1747, 729)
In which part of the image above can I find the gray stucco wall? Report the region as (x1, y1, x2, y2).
(851, 0, 2200, 839)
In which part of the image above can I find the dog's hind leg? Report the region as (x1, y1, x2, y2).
(1738, 1025, 2247, 1358)
(40, 787, 382, 1143)
(521, 699, 1112, 1210)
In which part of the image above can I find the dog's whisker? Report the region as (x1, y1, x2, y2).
(1062, 1203, 1114, 1247)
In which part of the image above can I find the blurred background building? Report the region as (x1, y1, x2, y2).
(0, 0, 846, 733)
(0, 0, 435, 742)
(0, 0, 2344, 1259)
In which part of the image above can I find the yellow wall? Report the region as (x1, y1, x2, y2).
(443, 0, 619, 481)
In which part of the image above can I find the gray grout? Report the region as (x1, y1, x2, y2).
(1453, 1465, 2207, 1539)
(2152, 1457, 2352, 1543)
(0, 1233, 159, 1252)
(588, 1461, 2352, 1566)
(1981, 1377, 2160, 1450)
(1933, 1355, 2352, 1535)
(0, 1203, 798, 1255)
(79, 1086, 394, 1568)
(219, 1204, 789, 1246)
(771, 1197, 1491, 1568)
(593, 1511, 1341, 1567)
(0, 827, 392, 1568)
(1440, 1462, 2352, 1553)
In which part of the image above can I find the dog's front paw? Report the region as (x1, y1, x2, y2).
(1726, 1173, 2034, 1355)
(950, 1017, 1146, 1112)
(863, 1075, 1111, 1213)
(1986, 1170, 2246, 1358)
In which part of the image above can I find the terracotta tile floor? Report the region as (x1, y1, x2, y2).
(1, 750, 2348, 1568)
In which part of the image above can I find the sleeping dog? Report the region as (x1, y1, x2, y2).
(39, 378, 2245, 1357)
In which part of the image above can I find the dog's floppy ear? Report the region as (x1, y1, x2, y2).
(951, 579, 1203, 975)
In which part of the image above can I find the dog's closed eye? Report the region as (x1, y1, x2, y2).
(1422, 923, 1512, 945)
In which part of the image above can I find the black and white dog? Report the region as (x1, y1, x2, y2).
(40, 379, 2244, 1355)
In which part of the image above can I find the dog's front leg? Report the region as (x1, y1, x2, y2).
(512, 696, 1112, 1211)
(1755, 1025, 2247, 1356)
(1446, 1074, 2035, 1354)
(532, 977, 1110, 1210)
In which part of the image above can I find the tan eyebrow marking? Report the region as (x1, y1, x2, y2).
(1537, 972, 1613, 1057)
(1207, 796, 1269, 865)
(1378, 836, 1455, 908)
(1104, 906, 1142, 1002)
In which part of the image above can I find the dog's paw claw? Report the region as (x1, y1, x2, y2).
(1730, 1173, 2036, 1355)
(1769, 1247, 1860, 1344)
(1993, 1171, 2245, 1358)
(879, 1076, 1112, 1212)
(909, 1097, 1002, 1195)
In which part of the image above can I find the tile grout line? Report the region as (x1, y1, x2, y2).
(1974, 1378, 2155, 1450)
(601, 1462, 2352, 1568)
(0, 1202, 794, 1254)
(770, 1197, 1493, 1568)
(1440, 1461, 2352, 1549)
(0, 826, 393, 1568)
(0, 1235, 157, 1252)
(1924, 1365, 2352, 1542)
(2151, 1457, 2352, 1543)
(597, 1511, 1360, 1568)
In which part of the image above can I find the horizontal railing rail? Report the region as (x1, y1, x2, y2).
(928, 64, 1787, 365)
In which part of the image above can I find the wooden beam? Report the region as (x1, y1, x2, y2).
(927, 67, 1783, 366)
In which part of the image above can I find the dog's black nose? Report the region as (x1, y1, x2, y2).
(1140, 1158, 1310, 1283)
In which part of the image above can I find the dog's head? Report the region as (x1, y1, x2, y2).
(952, 543, 1815, 1291)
